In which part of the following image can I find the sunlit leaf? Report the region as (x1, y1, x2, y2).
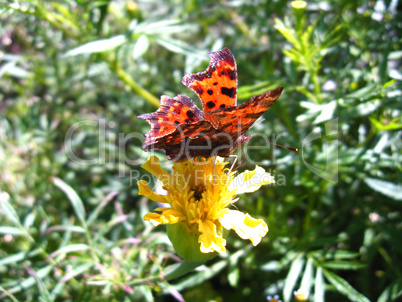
(378, 279, 402, 302)
(364, 177, 402, 201)
(314, 267, 325, 302)
(321, 261, 366, 270)
(132, 35, 150, 59)
(64, 35, 126, 57)
(283, 253, 305, 302)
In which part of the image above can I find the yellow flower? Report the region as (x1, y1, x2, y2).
(138, 156, 274, 261)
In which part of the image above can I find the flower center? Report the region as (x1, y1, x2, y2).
(192, 185, 206, 201)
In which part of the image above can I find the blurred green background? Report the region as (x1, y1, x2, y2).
(0, 0, 401, 301)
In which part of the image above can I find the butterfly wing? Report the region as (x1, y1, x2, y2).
(146, 121, 221, 160)
(212, 87, 283, 138)
(138, 94, 204, 147)
(182, 48, 237, 114)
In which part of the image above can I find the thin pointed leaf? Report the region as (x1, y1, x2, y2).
(314, 267, 325, 302)
(364, 178, 402, 201)
(0, 197, 22, 226)
(52, 177, 87, 227)
(0, 249, 41, 266)
(26, 267, 52, 301)
(87, 191, 118, 226)
(61, 263, 94, 283)
(132, 35, 150, 59)
(322, 261, 366, 270)
(378, 279, 402, 302)
(42, 225, 85, 235)
(323, 269, 370, 302)
(153, 37, 205, 59)
(47, 243, 89, 260)
(283, 253, 305, 302)
(64, 35, 126, 57)
(299, 258, 314, 295)
(8, 265, 53, 295)
(309, 249, 360, 260)
(167, 260, 226, 292)
(0, 226, 25, 236)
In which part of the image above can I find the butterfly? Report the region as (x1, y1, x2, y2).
(137, 48, 283, 161)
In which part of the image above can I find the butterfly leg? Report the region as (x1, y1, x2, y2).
(212, 155, 219, 181)
(227, 154, 238, 175)
(232, 145, 247, 172)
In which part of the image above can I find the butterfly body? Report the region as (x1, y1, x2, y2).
(138, 48, 283, 161)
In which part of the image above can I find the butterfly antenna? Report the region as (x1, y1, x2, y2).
(249, 117, 266, 129)
(253, 137, 298, 152)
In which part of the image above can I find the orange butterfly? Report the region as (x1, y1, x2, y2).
(138, 48, 283, 161)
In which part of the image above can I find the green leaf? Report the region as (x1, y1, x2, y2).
(64, 35, 126, 57)
(48, 243, 90, 260)
(314, 267, 325, 302)
(378, 279, 402, 302)
(26, 267, 52, 301)
(153, 36, 205, 59)
(370, 117, 402, 131)
(49, 263, 93, 299)
(167, 260, 226, 292)
(313, 101, 337, 124)
(344, 84, 378, 99)
(0, 226, 25, 236)
(0, 249, 41, 267)
(309, 249, 361, 260)
(323, 269, 370, 302)
(283, 253, 305, 302)
(132, 35, 150, 59)
(0, 196, 21, 226)
(52, 177, 87, 227)
(87, 191, 118, 227)
(61, 263, 94, 283)
(227, 265, 240, 287)
(43, 225, 85, 234)
(321, 261, 366, 270)
(364, 177, 402, 201)
(9, 265, 53, 295)
(299, 258, 314, 296)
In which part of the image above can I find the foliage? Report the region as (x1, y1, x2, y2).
(0, 0, 401, 301)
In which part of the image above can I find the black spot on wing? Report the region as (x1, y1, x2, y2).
(206, 101, 215, 108)
(207, 89, 213, 95)
(186, 110, 195, 119)
(221, 87, 235, 98)
(195, 88, 204, 95)
(228, 69, 236, 80)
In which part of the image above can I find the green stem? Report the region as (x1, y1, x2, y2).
(107, 58, 160, 108)
(311, 68, 322, 104)
(83, 226, 100, 262)
(303, 193, 315, 233)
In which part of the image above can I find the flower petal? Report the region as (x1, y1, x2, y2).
(144, 209, 183, 226)
(197, 220, 226, 253)
(137, 180, 169, 203)
(141, 156, 171, 187)
(229, 166, 274, 194)
(220, 210, 268, 245)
